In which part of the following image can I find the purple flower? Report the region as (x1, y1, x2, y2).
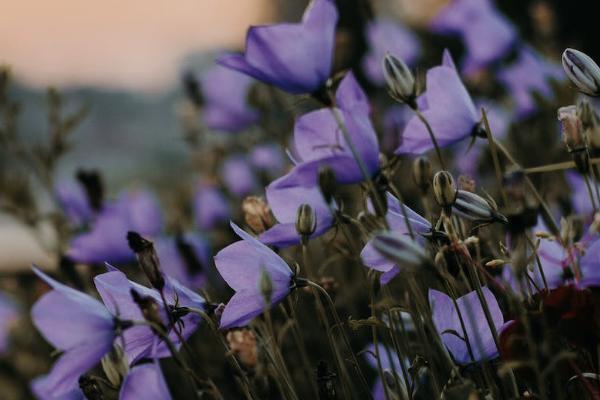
(30, 268, 117, 396)
(220, 155, 258, 197)
(362, 18, 420, 85)
(275, 72, 379, 187)
(194, 181, 231, 231)
(200, 63, 258, 132)
(31, 383, 84, 400)
(119, 362, 172, 400)
(68, 190, 163, 264)
(579, 239, 600, 288)
(250, 142, 287, 174)
(429, 287, 506, 365)
(430, 0, 517, 75)
(155, 233, 211, 289)
(0, 292, 18, 355)
(94, 266, 205, 364)
(566, 171, 598, 216)
(55, 181, 94, 227)
(259, 175, 333, 247)
(215, 222, 294, 329)
(217, 0, 338, 94)
(396, 50, 480, 156)
(363, 343, 409, 400)
(497, 47, 562, 118)
(361, 193, 431, 284)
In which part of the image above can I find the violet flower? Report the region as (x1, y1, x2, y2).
(68, 190, 163, 264)
(217, 0, 338, 94)
(361, 193, 431, 284)
(250, 142, 287, 175)
(497, 46, 562, 119)
(396, 50, 481, 156)
(362, 18, 420, 86)
(363, 343, 410, 400)
(566, 171, 599, 216)
(579, 239, 600, 288)
(94, 265, 205, 364)
(30, 267, 119, 396)
(0, 292, 18, 355)
(200, 63, 258, 133)
(429, 0, 517, 75)
(429, 287, 506, 365)
(220, 155, 258, 197)
(55, 180, 94, 228)
(119, 362, 172, 400)
(155, 233, 210, 289)
(259, 174, 333, 247)
(215, 222, 294, 329)
(194, 181, 231, 231)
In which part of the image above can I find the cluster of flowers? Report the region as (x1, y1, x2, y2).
(2, 0, 600, 398)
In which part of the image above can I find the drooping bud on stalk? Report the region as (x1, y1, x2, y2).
(295, 203, 317, 238)
(130, 288, 165, 331)
(558, 105, 589, 173)
(382, 53, 417, 107)
(318, 166, 337, 205)
(413, 157, 432, 193)
(242, 196, 276, 234)
(372, 231, 428, 270)
(453, 190, 508, 224)
(433, 171, 457, 210)
(101, 344, 129, 387)
(76, 168, 104, 211)
(78, 376, 103, 400)
(562, 48, 600, 96)
(259, 267, 273, 305)
(127, 231, 165, 290)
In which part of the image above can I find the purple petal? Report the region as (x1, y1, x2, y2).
(155, 233, 210, 289)
(194, 181, 230, 231)
(55, 181, 93, 227)
(219, 288, 289, 329)
(221, 155, 258, 197)
(119, 363, 172, 400)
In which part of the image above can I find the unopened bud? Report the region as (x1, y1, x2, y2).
(433, 171, 457, 209)
(318, 166, 337, 204)
(383, 53, 416, 106)
(562, 48, 600, 96)
(101, 344, 129, 387)
(259, 267, 273, 304)
(130, 288, 165, 331)
(372, 231, 428, 269)
(242, 196, 276, 234)
(127, 231, 165, 290)
(453, 190, 508, 224)
(412, 157, 432, 193)
(295, 203, 317, 237)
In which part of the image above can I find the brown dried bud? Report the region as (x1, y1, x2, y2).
(412, 157, 432, 193)
(318, 166, 337, 204)
(130, 288, 165, 331)
(558, 105, 585, 150)
(242, 196, 276, 234)
(127, 231, 165, 290)
(295, 203, 317, 237)
(458, 175, 476, 192)
(226, 329, 258, 368)
(432, 171, 457, 209)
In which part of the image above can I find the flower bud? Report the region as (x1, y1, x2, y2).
(432, 171, 457, 209)
(412, 157, 432, 193)
(372, 231, 428, 269)
(259, 267, 273, 304)
(295, 203, 317, 237)
(453, 190, 508, 224)
(382, 53, 416, 106)
(242, 196, 276, 234)
(562, 48, 600, 96)
(127, 231, 165, 290)
(318, 166, 337, 204)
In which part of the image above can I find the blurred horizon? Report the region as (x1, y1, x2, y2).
(0, 0, 274, 93)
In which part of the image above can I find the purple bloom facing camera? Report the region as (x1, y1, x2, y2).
(218, 0, 338, 94)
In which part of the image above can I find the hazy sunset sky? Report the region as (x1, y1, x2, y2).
(0, 0, 272, 92)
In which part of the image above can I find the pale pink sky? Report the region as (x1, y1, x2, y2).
(0, 0, 272, 92)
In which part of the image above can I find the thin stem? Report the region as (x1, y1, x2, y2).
(481, 108, 508, 206)
(412, 108, 446, 170)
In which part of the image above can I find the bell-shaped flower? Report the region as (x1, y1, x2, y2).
(429, 0, 517, 75)
(200, 63, 259, 132)
(30, 268, 118, 396)
(259, 174, 333, 247)
(220, 155, 258, 197)
(361, 193, 432, 284)
(68, 190, 163, 264)
(363, 343, 410, 400)
(215, 222, 294, 329)
(396, 50, 480, 156)
(94, 265, 205, 364)
(362, 18, 420, 85)
(194, 181, 231, 231)
(429, 287, 506, 365)
(218, 0, 338, 94)
(119, 362, 172, 400)
(155, 233, 210, 289)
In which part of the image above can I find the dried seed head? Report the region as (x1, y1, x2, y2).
(433, 171, 457, 208)
(295, 203, 317, 237)
(558, 105, 585, 150)
(226, 329, 258, 368)
(562, 48, 600, 96)
(382, 53, 416, 106)
(242, 196, 276, 234)
(412, 157, 432, 193)
(127, 231, 165, 290)
(318, 165, 337, 204)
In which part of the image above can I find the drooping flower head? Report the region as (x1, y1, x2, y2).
(429, 287, 506, 365)
(215, 222, 294, 329)
(119, 362, 172, 400)
(218, 0, 338, 94)
(200, 63, 258, 132)
(30, 268, 118, 396)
